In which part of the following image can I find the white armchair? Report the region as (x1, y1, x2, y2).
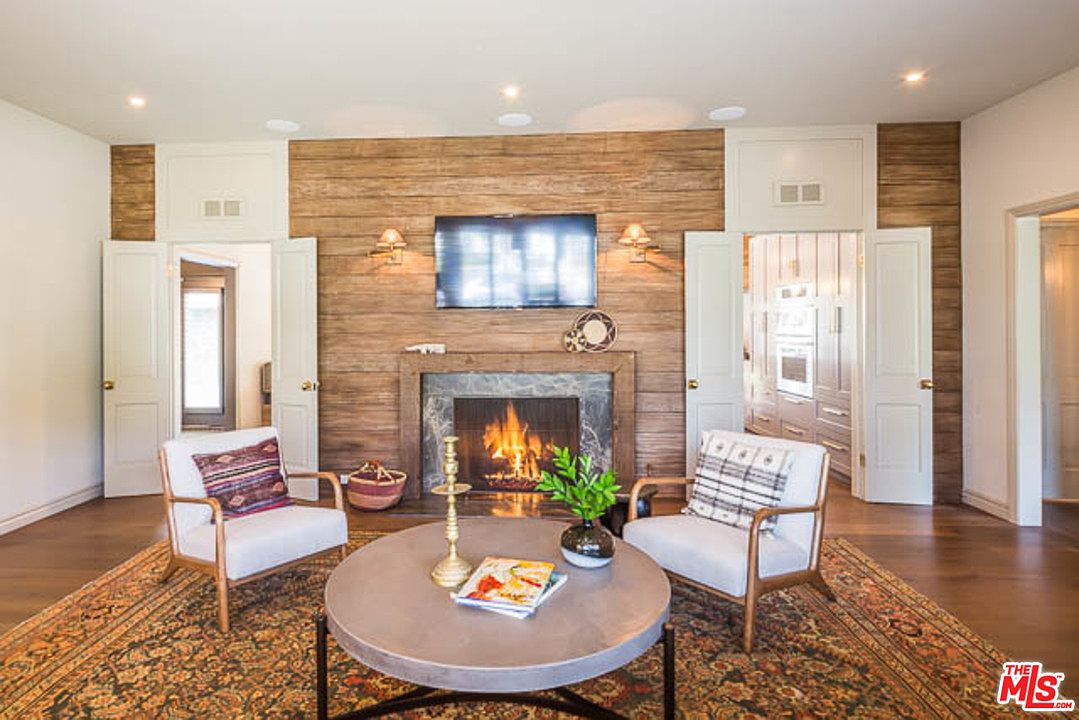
(623, 430, 833, 653)
(157, 427, 348, 631)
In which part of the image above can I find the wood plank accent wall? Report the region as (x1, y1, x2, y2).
(877, 122, 962, 503)
(289, 130, 725, 477)
(110, 145, 155, 240)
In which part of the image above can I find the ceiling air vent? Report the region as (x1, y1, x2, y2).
(201, 198, 244, 218)
(774, 180, 825, 206)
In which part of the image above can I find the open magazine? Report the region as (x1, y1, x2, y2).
(451, 557, 567, 619)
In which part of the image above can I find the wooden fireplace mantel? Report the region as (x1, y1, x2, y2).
(398, 352, 636, 499)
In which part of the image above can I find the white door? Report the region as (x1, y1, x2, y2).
(102, 241, 171, 497)
(863, 227, 933, 504)
(685, 231, 745, 474)
(1042, 223, 1079, 500)
(272, 237, 320, 500)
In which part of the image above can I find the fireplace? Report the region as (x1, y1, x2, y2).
(403, 353, 635, 499)
(454, 397, 580, 492)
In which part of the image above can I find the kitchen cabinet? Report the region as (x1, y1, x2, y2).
(815, 232, 857, 407)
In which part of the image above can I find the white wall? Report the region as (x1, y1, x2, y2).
(177, 243, 271, 430)
(961, 66, 1079, 520)
(0, 100, 110, 533)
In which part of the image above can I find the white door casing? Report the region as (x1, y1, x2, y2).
(685, 231, 745, 475)
(272, 237, 320, 501)
(102, 241, 171, 497)
(863, 227, 933, 504)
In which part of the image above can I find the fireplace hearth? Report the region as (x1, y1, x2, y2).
(454, 397, 579, 492)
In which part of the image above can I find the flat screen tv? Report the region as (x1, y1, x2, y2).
(435, 214, 597, 309)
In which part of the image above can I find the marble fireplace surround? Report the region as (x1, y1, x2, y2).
(399, 352, 636, 499)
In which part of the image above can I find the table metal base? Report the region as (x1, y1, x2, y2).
(316, 614, 675, 720)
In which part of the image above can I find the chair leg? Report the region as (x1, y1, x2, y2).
(216, 575, 230, 632)
(158, 552, 179, 584)
(742, 590, 757, 654)
(338, 545, 348, 562)
(810, 571, 836, 602)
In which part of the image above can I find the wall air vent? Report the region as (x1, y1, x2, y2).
(201, 198, 244, 219)
(773, 180, 825, 206)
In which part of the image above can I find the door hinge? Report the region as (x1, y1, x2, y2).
(859, 452, 866, 467)
(857, 254, 865, 268)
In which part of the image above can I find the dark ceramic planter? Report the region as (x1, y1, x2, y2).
(560, 519, 615, 568)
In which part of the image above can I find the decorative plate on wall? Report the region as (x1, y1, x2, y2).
(569, 310, 617, 353)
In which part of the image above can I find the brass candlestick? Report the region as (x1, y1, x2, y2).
(430, 436, 473, 588)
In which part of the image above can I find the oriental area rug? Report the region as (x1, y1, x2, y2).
(0, 533, 1020, 718)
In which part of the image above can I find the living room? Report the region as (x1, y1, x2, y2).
(2, 2, 1078, 717)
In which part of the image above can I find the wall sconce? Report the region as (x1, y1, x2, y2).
(369, 228, 407, 264)
(619, 224, 654, 263)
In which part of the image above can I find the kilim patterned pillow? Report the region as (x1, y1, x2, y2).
(192, 440, 292, 519)
(684, 434, 794, 532)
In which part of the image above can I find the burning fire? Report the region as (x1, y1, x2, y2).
(483, 401, 545, 481)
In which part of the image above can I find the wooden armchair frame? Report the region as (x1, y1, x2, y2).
(157, 449, 347, 631)
(626, 453, 834, 653)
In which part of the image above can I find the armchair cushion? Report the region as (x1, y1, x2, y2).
(685, 433, 793, 532)
(623, 514, 809, 598)
(178, 505, 347, 580)
(193, 439, 292, 519)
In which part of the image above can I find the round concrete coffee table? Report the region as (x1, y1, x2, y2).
(317, 517, 673, 719)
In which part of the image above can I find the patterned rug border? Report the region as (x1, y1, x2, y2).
(826, 538, 1009, 663)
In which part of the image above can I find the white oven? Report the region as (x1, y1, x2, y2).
(776, 339, 814, 398)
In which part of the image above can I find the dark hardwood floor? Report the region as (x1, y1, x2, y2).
(1, 483, 1076, 696)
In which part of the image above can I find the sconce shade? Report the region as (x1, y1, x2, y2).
(619, 223, 652, 247)
(376, 228, 406, 250)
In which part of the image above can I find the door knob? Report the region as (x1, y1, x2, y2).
(301, 380, 313, 391)
(920, 378, 935, 390)
(687, 379, 700, 390)
(102, 380, 115, 390)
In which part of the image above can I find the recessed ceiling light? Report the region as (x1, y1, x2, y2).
(126, 95, 147, 109)
(903, 70, 927, 84)
(501, 85, 521, 100)
(497, 112, 532, 128)
(264, 119, 301, 133)
(708, 105, 747, 122)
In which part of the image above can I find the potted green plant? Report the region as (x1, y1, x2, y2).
(536, 446, 620, 568)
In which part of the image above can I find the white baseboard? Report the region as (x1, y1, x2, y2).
(962, 488, 1013, 523)
(0, 484, 104, 536)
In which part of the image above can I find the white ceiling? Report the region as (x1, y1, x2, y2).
(2, 0, 1078, 144)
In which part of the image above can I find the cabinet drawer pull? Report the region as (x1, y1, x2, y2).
(757, 414, 774, 424)
(785, 426, 806, 436)
(783, 397, 807, 405)
(822, 407, 849, 417)
(821, 440, 847, 453)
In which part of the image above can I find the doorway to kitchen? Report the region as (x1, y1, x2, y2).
(743, 233, 859, 484)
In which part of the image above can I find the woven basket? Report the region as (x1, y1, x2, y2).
(347, 461, 407, 511)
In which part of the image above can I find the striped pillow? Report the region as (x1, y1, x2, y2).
(684, 435, 793, 532)
(192, 440, 292, 519)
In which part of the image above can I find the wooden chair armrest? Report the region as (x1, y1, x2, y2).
(627, 477, 690, 523)
(287, 471, 344, 511)
(168, 495, 224, 524)
(749, 503, 822, 530)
